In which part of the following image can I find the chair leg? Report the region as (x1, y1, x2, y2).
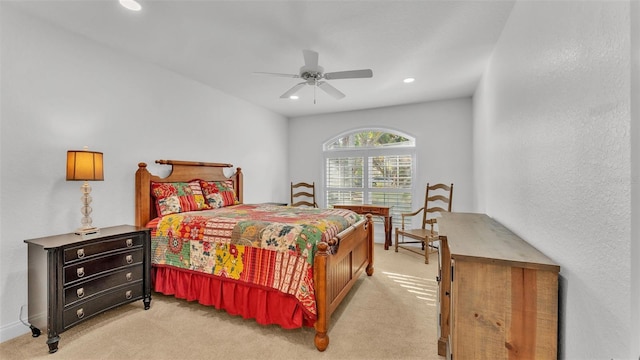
(394, 230, 399, 252)
(424, 241, 429, 264)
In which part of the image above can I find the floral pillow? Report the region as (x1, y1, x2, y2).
(199, 180, 238, 209)
(151, 180, 211, 216)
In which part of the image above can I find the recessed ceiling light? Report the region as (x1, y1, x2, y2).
(403, 78, 415, 83)
(289, 95, 299, 100)
(119, 0, 141, 11)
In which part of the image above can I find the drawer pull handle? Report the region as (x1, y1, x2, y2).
(77, 248, 85, 259)
(125, 255, 133, 264)
(77, 267, 85, 278)
(126, 272, 133, 281)
(76, 308, 84, 319)
(126, 239, 133, 248)
(76, 288, 85, 298)
(125, 290, 132, 300)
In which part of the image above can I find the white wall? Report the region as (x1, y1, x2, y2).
(5, 1, 636, 356)
(289, 98, 475, 229)
(474, 1, 635, 359)
(0, 7, 288, 341)
(631, 0, 640, 355)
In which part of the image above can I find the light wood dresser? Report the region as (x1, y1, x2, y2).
(436, 212, 560, 359)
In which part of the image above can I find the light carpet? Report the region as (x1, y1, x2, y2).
(1, 243, 444, 360)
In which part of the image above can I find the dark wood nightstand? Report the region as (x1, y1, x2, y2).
(24, 225, 151, 353)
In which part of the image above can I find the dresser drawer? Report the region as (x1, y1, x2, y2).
(64, 248, 144, 285)
(64, 235, 143, 264)
(64, 266, 143, 307)
(63, 284, 143, 329)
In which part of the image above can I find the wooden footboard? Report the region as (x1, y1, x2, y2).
(313, 214, 374, 351)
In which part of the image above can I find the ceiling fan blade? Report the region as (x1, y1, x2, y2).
(324, 69, 373, 80)
(253, 71, 300, 78)
(317, 81, 346, 100)
(302, 49, 319, 68)
(280, 82, 306, 98)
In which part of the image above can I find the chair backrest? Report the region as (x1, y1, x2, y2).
(420, 183, 453, 229)
(290, 182, 318, 207)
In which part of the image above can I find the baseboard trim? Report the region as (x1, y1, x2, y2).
(0, 319, 31, 343)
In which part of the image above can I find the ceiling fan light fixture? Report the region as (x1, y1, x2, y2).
(119, 0, 142, 11)
(289, 95, 299, 100)
(403, 78, 415, 83)
(260, 49, 373, 102)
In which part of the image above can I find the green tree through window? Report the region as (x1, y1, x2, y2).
(326, 131, 413, 149)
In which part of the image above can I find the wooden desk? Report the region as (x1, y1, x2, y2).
(333, 204, 392, 250)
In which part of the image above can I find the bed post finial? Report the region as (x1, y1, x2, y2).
(314, 241, 329, 351)
(135, 162, 151, 227)
(366, 214, 374, 276)
(235, 167, 243, 204)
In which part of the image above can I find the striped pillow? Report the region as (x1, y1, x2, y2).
(151, 180, 211, 216)
(199, 180, 238, 208)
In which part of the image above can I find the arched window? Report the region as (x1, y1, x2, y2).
(323, 128, 416, 226)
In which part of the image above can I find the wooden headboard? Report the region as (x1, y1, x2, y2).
(135, 160, 243, 227)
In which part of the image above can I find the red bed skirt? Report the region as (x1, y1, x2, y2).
(152, 265, 315, 329)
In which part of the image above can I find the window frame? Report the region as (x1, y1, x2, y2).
(322, 128, 416, 227)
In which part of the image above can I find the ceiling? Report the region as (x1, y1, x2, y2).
(8, 0, 515, 118)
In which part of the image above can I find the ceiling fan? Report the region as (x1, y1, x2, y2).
(254, 49, 373, 103)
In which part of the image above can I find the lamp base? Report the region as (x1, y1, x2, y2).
(75, 227, 100, 239)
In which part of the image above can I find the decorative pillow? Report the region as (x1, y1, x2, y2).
(199, 180, 238, 209)
(151, 180, 211, 216)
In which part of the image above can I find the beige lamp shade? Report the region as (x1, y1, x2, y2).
(66, 150, 104, 181)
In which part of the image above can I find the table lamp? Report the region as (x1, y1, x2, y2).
(66, 146, 104, 236)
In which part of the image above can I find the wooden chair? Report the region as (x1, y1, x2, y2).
(395, 183, 453, 264)
(290, 182, 318, 207)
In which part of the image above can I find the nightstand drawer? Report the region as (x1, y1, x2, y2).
(64, 266, 143, 307)
(64, 249, 144, 285)
(64, 235, 143, 264)
(62, 284, 143, 329)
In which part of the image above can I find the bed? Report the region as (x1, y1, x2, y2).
(134, 160, 374, 351)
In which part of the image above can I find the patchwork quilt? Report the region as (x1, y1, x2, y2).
(149, 204, 361, 318)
